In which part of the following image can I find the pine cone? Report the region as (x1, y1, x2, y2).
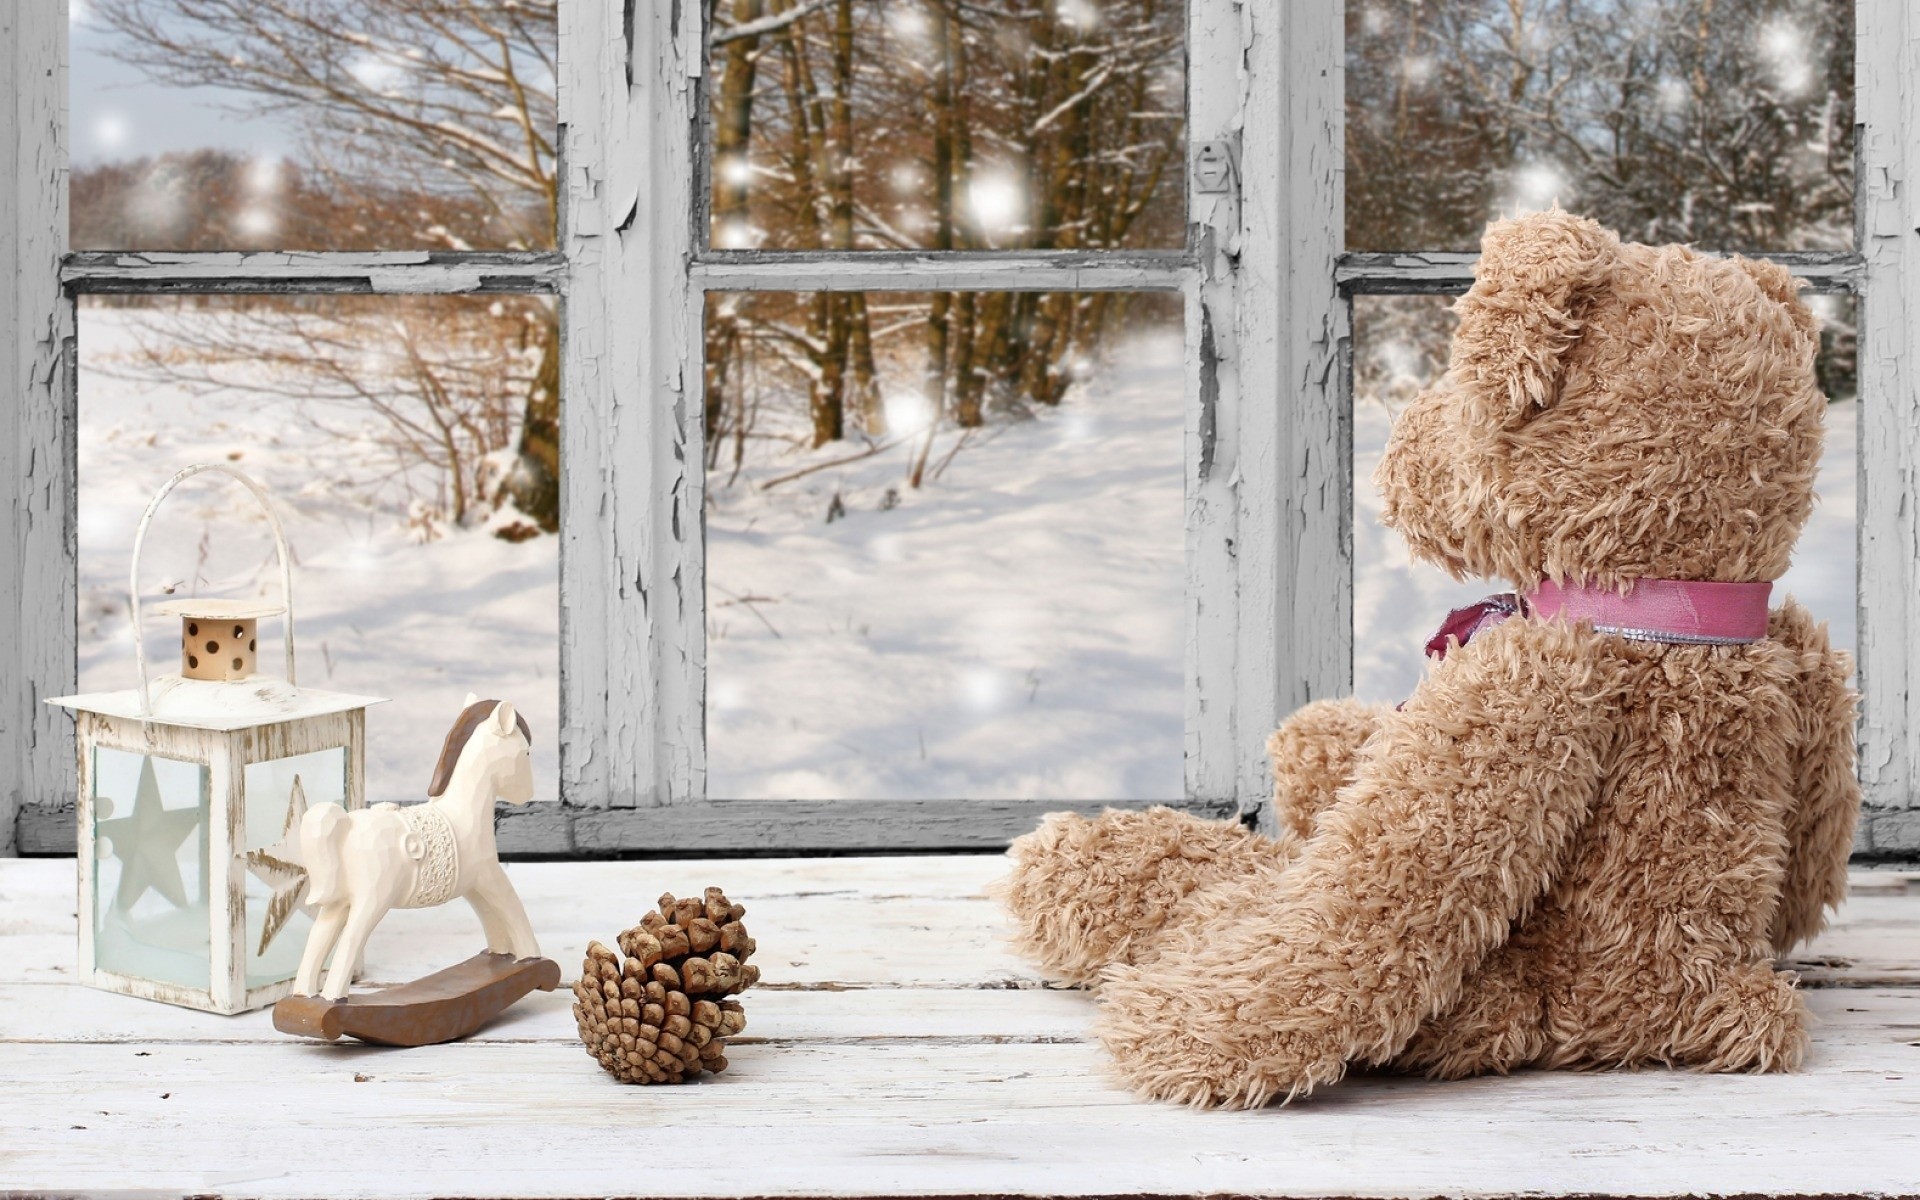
(573, 886, 760, 1084)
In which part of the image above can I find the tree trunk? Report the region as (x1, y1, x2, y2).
(502, 308, 561, 532)
(706, 0, 766, 449)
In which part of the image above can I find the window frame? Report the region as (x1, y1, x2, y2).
(4, 0, 1915, 857)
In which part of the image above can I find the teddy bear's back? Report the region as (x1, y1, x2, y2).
(1403, 597, 1853, 1075)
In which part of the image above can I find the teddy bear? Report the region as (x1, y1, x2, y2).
(997, 209, 1860, 1109)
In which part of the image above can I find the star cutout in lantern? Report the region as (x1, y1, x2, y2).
(244, 775, 312, 956)
(96, 756, 202, 915)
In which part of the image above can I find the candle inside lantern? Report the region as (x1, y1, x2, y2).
(153, 598, 284, 683)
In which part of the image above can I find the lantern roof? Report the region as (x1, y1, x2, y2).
(47, 676, 386, 732)
(152, 597, 286, 621)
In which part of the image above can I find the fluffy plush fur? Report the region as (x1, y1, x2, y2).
(999, 209, 1859, 1108)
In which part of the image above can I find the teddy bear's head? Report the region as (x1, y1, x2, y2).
(1375, 209, 1828, 590)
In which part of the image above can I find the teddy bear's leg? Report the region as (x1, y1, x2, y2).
(1541, 961, 1810, 1074)
(1091, 622, 1615, 1108)
(1266, 698, 1389, 845)
(1660, 963, 1810, 1072)
(996, 806, 1288, 986)
(1392, 943, 1549, 1079)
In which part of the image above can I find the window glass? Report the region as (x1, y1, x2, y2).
(705, 290, 1184, 799)
(1346, 0, 1854, 252)
(70, 0, 557, 251)
(77, 294, 561, 801)
(1350, 292, 1857, 704)
(705, 0, 1186, 252)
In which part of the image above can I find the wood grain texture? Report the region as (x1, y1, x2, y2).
(694, 251, 1190, 292)
(1225, 0, 1351, 834)
(15, 796, 1240, 857)
(61, 251, 564, 294)
(1856, 0, 1920, 856)
(557, 0, 700, 812)
(1, 0, 75, 858)
(2, 857, 1918, 1198)
(1337, 251, 1864, 295)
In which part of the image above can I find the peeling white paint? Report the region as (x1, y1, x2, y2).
(559, 0, 699, 811)
(3, 0, 75, 856)
(1856, 0, 1920, 856)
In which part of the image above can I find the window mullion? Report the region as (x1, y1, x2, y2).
(2, 0, 75, 856)
(1856, 0, 1920, 856)
(554, 0, 701, 824)
(1190, 0, 1348, 832)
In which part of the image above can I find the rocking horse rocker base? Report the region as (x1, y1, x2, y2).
(273, 952, 561, 1046)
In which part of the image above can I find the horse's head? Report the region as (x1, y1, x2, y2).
(428, 694, 536, 805)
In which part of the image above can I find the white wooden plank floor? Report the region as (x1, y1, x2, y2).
(2, 856, 1918, 1199)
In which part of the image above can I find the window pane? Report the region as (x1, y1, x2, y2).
(705, 290, 1183, 800)
(71, 1, 557, 251)
(77, 295, 561, 801)
(1351, 293, 1857, 705)
(706, 1, 1186, 252)
(1346, 1, 1854, 252)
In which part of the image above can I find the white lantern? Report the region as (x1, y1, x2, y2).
(49, 465, 385, 1014)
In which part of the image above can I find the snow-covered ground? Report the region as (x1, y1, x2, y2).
(77, 305, 561, 803)
(1352, 397, 1858, 703)
(705, 335, 1187, 800)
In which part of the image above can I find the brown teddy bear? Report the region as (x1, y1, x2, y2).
(997, 209, 1859, 1108)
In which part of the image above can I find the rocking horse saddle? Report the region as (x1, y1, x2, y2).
(375, 801, 461, 908)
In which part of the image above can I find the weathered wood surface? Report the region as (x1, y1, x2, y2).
(1336, 251, 1864, 295)
(1, 0, 76, 857)
(694, 250, 1189, 292)
(1855, 0, 1920, 858)
(556, 0, 700, 811)
(3, 856, 1918, 1198)
(17, 796, 1242, 856)
(60, 251, 565, 294)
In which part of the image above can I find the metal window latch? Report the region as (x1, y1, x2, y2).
(1193, 140, 1238, 196)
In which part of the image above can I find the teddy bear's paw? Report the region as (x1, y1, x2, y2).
(1093, 960, 1349, 1109)
(992, 807, 1280, 987)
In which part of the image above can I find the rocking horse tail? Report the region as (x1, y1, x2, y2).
(301, 803, 351, 907)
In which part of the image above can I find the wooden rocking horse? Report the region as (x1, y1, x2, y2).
(272, 694, 560, 1046)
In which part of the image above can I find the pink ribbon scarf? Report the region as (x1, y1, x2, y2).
(1424, 578, 1773, 661)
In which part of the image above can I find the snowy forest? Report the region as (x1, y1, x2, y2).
(68, 0, 1859, 803)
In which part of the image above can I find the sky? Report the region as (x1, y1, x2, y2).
(69, 4, 300, 167)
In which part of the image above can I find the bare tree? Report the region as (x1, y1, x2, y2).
(94, 295, 550, 538)
(1347, 0, 1854, 251)
(92, 0, 564, 531)
(705, 0, 1185, 477)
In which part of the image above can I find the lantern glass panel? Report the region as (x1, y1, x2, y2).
(91, 747, 211, 989)
(242, 747, 348, 988)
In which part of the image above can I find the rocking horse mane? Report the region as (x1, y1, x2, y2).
(427, 700, 533, 798)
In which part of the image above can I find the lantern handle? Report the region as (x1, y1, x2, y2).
(129, 464, 297, 716)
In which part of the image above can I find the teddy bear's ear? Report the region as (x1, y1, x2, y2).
(1729, 254, 1821, 344)
(1449, 208, 1619, 431)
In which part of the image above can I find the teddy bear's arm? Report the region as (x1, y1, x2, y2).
(1767, 601, 1860, 953)
(992, 701, 1390, 987)
(1093, 620, 1618, 1107)
(1267, 698, 1390, 846)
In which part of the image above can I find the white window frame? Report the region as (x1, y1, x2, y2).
(2, 0, 1914, 857)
